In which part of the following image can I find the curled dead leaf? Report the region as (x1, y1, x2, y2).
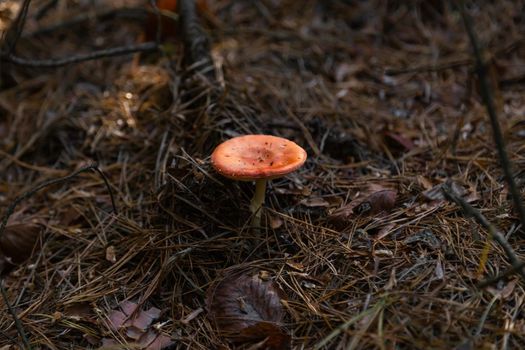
(206, 272, 290, 349)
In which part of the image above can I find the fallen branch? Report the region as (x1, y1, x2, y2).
(177, 0, 215, 80)
(0, 280, 31, 349)
(442, 184, 525, 284)
(1, 42, 158, 68)
(458, 3, 525, 235)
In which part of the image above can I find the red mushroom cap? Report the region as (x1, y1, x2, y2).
(211, 135, 307, 181)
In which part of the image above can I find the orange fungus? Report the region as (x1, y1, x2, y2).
(211, 135, 307, 181)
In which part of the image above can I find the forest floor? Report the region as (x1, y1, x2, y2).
(1, 0, 525, 349)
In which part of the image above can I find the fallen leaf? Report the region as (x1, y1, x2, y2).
(129, 307, 162, 331)
(422, 180, 466, 202)
(108, 310, 127, 331)
(206, 272, 289, 349)
(120, 300, 139, 317)
(330, 186, 397, 225)
(384, 131, 414, 152)
(238, 322, 291, 349)
(143, 333, 174, 350)
(64, 302, 94, 321)
(104, 301, 173, 349)
(374, 223, 396, 240)
(0, 223, 42, 275)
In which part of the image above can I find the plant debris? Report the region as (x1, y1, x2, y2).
(206, 271, 290, 349)
(103, 300, 173, 349)
(1, 0, 525, 348)
(0, 223, 42, 275)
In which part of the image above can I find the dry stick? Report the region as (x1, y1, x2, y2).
(1, 42, 158, 68)
(177, 0, 215, 80)
(441, 185, 525, 284)
(459, 4, 525, 235)
(0, 280, 30, 349)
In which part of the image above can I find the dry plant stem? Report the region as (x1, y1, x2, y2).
(1, 42, 158, 68)
(0, 163, 118, 239)
(250, 179, 267, 229)
(178, 0, 215, 79)
(459, 3, 525, 235)
(0, 280, 31, 350)
(442, 185, 525, 283)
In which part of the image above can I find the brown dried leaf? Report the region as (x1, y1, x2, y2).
(206, 272, 289, 348)
(108, 310, 127, 331)
(142, 332, 174, 350)
(120, 300, 139, 317)
(422, 180, 466, 202)
(330, 186, 397, 224)
(384, 131, 415, 152)
(238, 322, 291, 349)
(64, 302, 95, 322)
(0, 223, 42, 275)
(130, 306, 161, 331)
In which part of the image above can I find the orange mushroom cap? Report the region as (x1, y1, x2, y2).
(211, 135, 307, 181)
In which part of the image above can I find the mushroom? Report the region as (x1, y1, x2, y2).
(211, 134, 307, 228)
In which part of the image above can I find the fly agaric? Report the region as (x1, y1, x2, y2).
(211, 135, 307, 228)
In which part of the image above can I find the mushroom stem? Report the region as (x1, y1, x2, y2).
(250, 179, 267, 228)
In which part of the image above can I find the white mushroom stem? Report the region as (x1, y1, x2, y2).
(250, 179, 267, 228)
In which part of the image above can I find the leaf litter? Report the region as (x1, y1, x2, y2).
(206, 270, 290, 349)
(1, 0, 525, 349)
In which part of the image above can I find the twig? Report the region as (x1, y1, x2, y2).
(177, 0, 215, 79)
(0, 163, 118, 239)
(458, 3, 525, 234)
(1, 42, 158, 68)
(0, 280, 31, 349)
(442, 184, 525, 283)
